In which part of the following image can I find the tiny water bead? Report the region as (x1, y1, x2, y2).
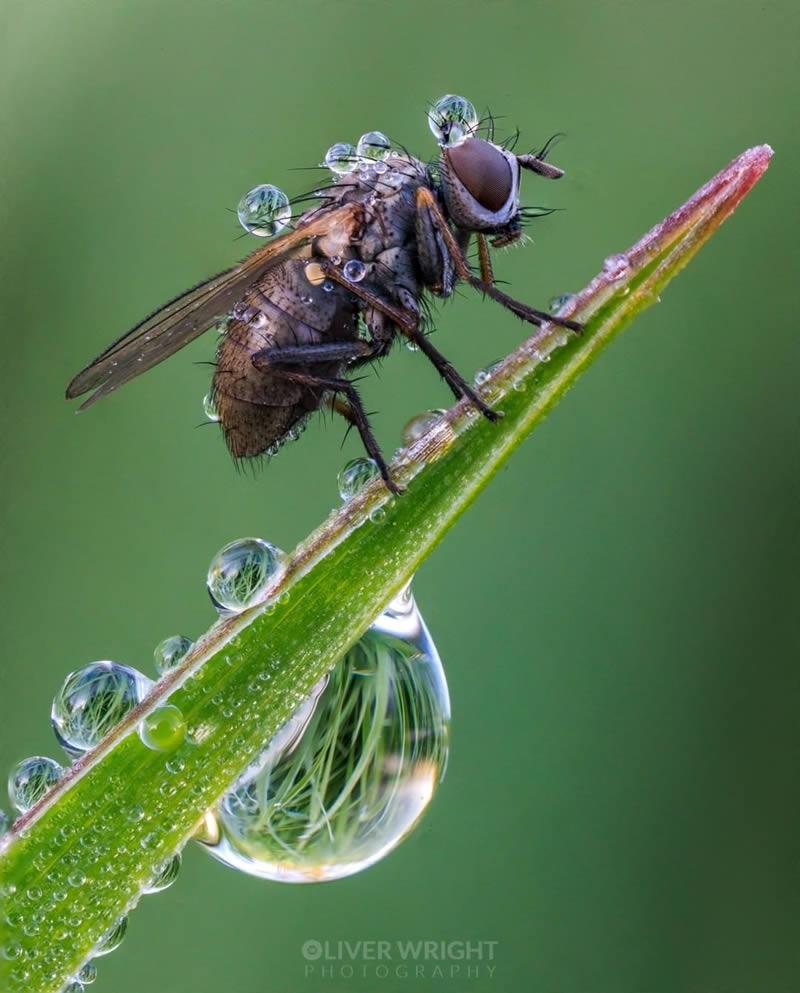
(236, 184, 291, 238)
(428, 94, 478, 146)
(143, 853, 181, 894)
(51, 662, 153, 760)
(337, 456, 378, 500)
(200, 587, 450, 882)
(549, 292, 575, 313)
(202, 392, 220, 422)
(356, 130, 391, 161)
(0, 807, 10, 833)
(602, 252, 631, 282)
(138, 704, 186, 752)
(77, 962, 97, 984)
(153, 635, 194, 676)
(342, 259, 366, 282)
(8, 756, 63, 812)
(207, 537, 286, 614)
(401, 409, 446, 446)
(323, 142, 358, 174)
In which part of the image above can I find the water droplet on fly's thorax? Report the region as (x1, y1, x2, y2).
(202, 392, 220, 422)
(356, 131, 391, 161)
(401, 409, 446, 446)
(143, 852, 181, 894)
(428, 94, 478, 146)
(323, 142, 358, 175)
(237, 184, 291, 238)
(198, 586, 450, 882)
(153, 635, 194, 676)
(342, 259, 366, 283)
(206, 537, 286, 614)
(138, 704, 186, 752)
(337, 457, 379, 501)
(7, 756, 62, 812)
(51, 662, 153, 760)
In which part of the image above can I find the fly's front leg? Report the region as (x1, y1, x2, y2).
(319, 261, 499, 422)
(414, 186, 582, 334)
(476, 233, 495, 284)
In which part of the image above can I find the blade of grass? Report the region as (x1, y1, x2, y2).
(0, 145, 772, 992)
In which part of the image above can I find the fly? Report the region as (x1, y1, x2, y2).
(66, 95, 581, 495)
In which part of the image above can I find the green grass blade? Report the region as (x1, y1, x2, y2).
(0, 145, 772, 992)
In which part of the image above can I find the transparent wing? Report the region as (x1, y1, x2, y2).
(65, 204, 359, 410)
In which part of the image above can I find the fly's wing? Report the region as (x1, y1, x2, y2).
(65, 203, 361, 410)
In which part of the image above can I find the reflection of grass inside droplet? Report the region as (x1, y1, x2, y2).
(68, 669, 138, 745)
(223, 631, 447, 867)
(222, 555, 265, 606)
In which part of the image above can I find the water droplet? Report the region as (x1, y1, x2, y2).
(405, 340, 419, 352)
(8, 756, 62, 812)
(337, 457, 378, 501)
(143, 852, 181, 894)
(93, 916, 128, 957)
(473, 359, 502, 387)
(201, 393, 219, 422)
(323, 142, 358, 175)
(342, 259, 366, 283)
(138, 704, 186, 752)
(153, 635, 193, 676)
(2, 941, 22, 960)
(401, 409, 446, 446)
(51, 662, 153, 759)
(322, 279, 335, 293)
(356, 130, 391, 161)
(0, 807, 10, 834)
(62, 982, 84, 993)
(77, 962, 97, 985)
(207, 537, 286, 614)
(548, 292, 575, 313)
(237, 184, 291, 238)
(428, 94, 478, 146)
(602, 252, 630, 282)
(199, 591, 449, 882)
(368, 506, 386, 523)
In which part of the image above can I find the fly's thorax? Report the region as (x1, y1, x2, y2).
(438, 137, 521, 232)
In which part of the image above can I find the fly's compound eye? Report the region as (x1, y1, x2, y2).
(443, 137, 513, 212)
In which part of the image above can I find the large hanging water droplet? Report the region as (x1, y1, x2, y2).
(356, 130, 391, 161)
(337, 456, 378, 500)
(153, 635, 193, 676)
(92, 916, 128, 957)
(237, 184, 291, 238)
(143, 852, 182, 894)
(428, 94, 478, 146)
(401, 409, 446, 446)
(138, 704, 186, 752)
(76, 962, 97, 985)
(8, 756, 63, 812)
(323, 142, 358, 175)
(51, 662, 153, 760)
(206, 537, 286, 614)
(199, 586, 449, 882)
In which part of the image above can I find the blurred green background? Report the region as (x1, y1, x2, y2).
(2, 0, 798, 990)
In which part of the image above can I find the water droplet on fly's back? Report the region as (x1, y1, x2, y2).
(356, 131, 391, 161)
(51, 662, 153, 760)
(206, 537, 286, 614)
(428, 94, 478, 146)
(237, 184, 291, 238)
(202, 393, 219, 422)
(337, 457, 379, 501)
(8, 756, 62, 812)
(199, 588, 450, 882)
(343, 259, 366, 283)
(143, 852, 181, 894)
(153, 635, 194, 676)
(323, 142, 358, 175)
(138, 704, 186, 752)
(401, 409, 446, 446)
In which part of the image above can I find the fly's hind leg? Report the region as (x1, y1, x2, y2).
(414, 186, 582, 334)
(251, 340, 402, 495)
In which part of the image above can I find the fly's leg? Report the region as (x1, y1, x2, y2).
(319, 261, 499, 422)
(251, 339, 402, 494)
(414, 186, 582, 333)
(476, 233, 495, 285)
